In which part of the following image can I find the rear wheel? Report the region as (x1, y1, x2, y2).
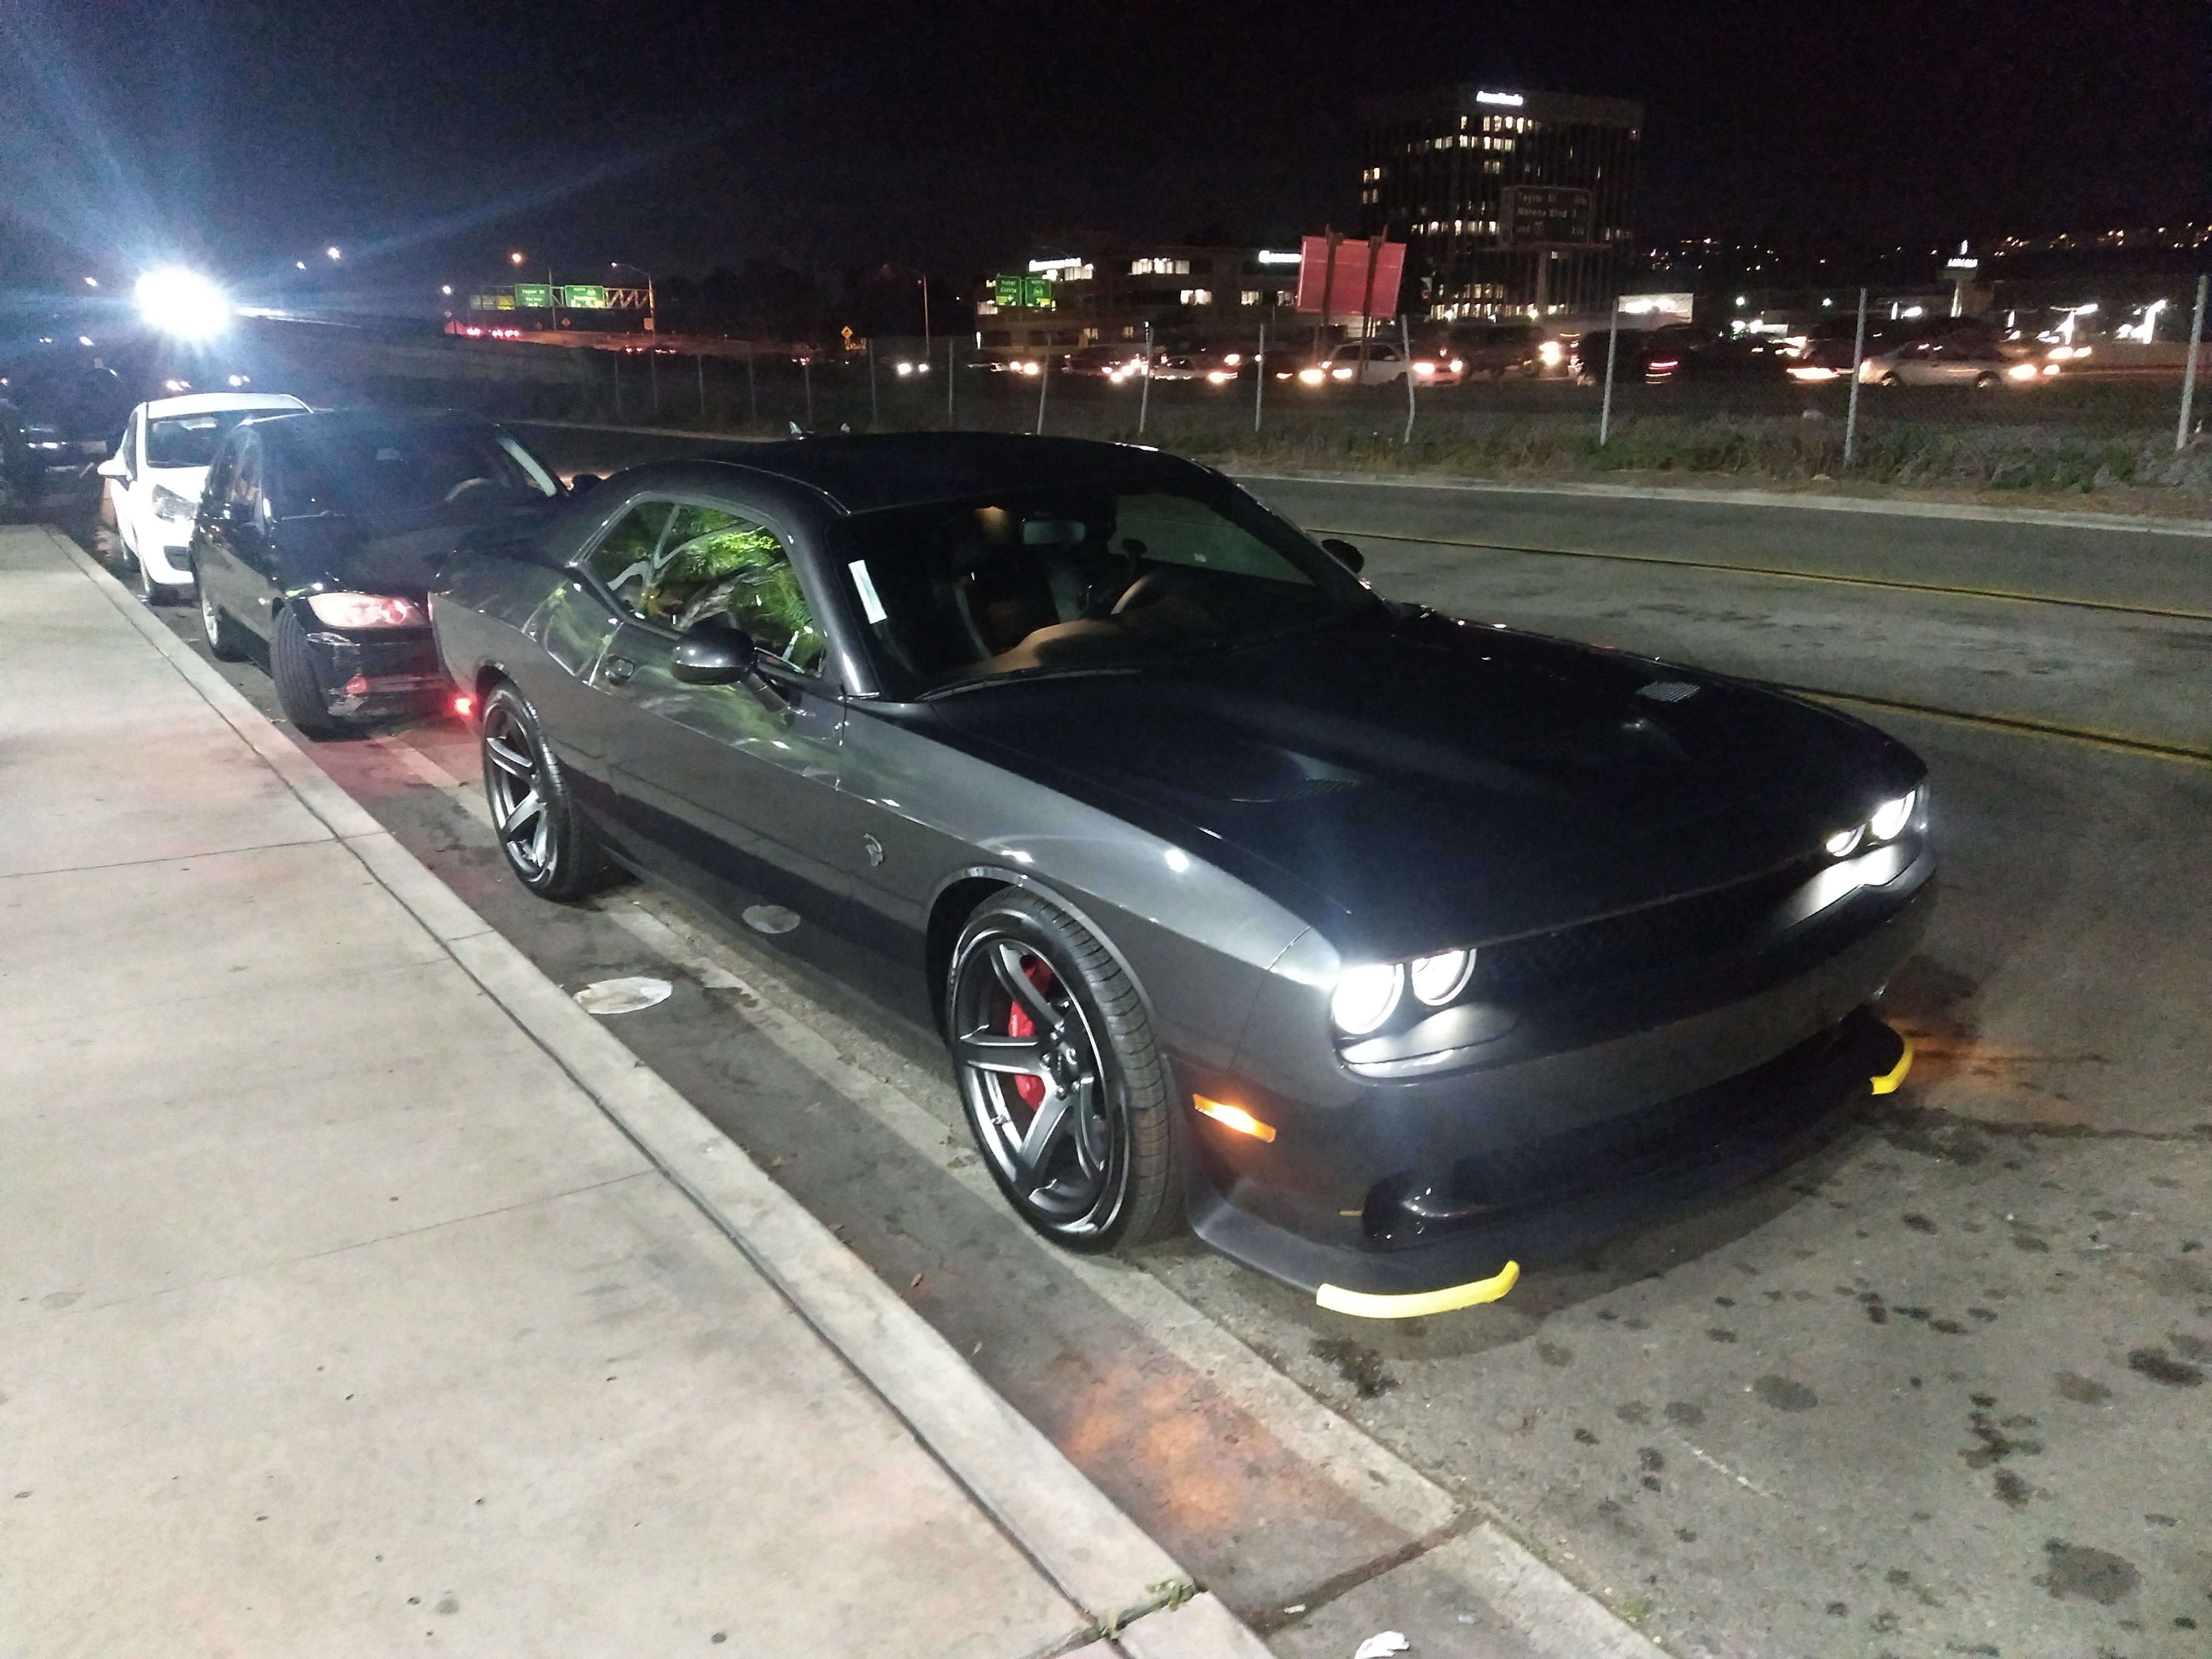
(1973, 371, 2001, 389)
(946, 889, 1180, 1252)
(196, 560, 249, 661)
(1879, 372, 1903, 388)
(479, 682, 608, 899)
(272, 606, 349, 740)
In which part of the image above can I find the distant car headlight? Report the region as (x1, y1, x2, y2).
(1538, 341, 1564, 366)
(1413, 361, 1436, 375)
(306, 591, 426, 628)
(895, 362, 913, 376)
(1449, 358, 1465, 373)
(2008, 362, 2039, 381)
(1330, 366, 1353, 380)
(1408, 949, 1474, 1006)
(1298, 366, 1325, 385)
(1222, 353, 1242, 366)
(152, 484, 198, 521)
(1869, 788, 1917, 842)
(1206, 370, 1234, 384)
(1330, 962, 1405, 1035)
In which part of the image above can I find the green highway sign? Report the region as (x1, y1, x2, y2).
(990, 274, 1054, 309)
(559, 285, 610, 308)
(514, 283, 554, 308)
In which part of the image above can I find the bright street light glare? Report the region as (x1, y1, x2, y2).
(326, 246, 341, 259)
(135, 267, 232, 340)
(509, 251, 525, 264)
(441, 284, 453, 296)
(82, 276, 98, 287)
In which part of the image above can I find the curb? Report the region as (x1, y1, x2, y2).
(46, 527, 1269, 1659)
(1230, 467, 2212, 537)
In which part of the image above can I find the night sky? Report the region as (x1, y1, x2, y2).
(1, 0, 2205, 305)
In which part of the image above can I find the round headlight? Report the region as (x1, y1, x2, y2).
(1408, 949, 1473, 1006)
(1330, 962, 1404, 1035)
(1869, 789, 1916, 842)
(1824, 825, 1866, 858)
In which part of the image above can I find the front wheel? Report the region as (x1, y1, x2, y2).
(196, 561, 249, 661)
(136, 548, 178, 606)
(273, 606, 349, 740)
(1879, 373, 1903, 388)
(946, 889, 1180, 1252)
(479, 682, 608, 899)
(1973, 371, 2000, 389)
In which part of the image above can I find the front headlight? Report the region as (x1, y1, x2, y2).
(306, 591, 426, 628)
(1330, 963, 1404, 1035)
(1869, 788, 1917, 842)
(1298, 366, 1325, 385)
(152, 484, 198, 521)
(1408, 949, 1473, 1006)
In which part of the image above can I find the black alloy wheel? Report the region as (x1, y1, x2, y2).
(272, 606, 348, 740)
(946, 889, 1180, 1251)
(195, 558, 249, 661)
(478, 682, 607, 899)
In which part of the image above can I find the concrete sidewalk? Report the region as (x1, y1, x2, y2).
(0, 524, 1259, 1657)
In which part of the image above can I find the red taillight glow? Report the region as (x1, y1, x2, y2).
(453, 694, 475, 718)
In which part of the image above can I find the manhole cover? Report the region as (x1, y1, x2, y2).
(743, 905, 802, 935)
(573, 976, 673, 1015)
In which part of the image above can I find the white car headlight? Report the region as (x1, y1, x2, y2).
(1869, 788, 1917, 842)
(152, 484, 198, 521)
(1408, 949, 1474, 1006)
(1824, 824, 1866, 858)
(306, 591, 426, 629)
(1330, 962, 1404, 1035)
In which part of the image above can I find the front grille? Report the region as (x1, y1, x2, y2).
(1468, 861, 1814, 1002)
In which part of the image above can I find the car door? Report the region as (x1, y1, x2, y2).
(216, 433, 283, 639)
(113, 407, 146, 553)
(1364, 342, 1402, 383)
(591, 498, 848, 927)
(194, 432, 261, 628)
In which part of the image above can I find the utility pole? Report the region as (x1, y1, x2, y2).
(1254, 321, 1266, 434)
(1034, 345, 1051, 435)
(1844, 287, 1870, 467)
(2178, 273, 2208, 453)
(946, 336, 956, 428)
(1400, 315, 1416, 444)
(1138, 320, 1153, 434)
(1598, 298, 1620, 446)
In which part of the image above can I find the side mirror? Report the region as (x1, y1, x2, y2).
(670, 625, 758, 685)
(1319, 537, 1365, 575)
(97, 455, 128, 481)
(567, 472, 602, 495)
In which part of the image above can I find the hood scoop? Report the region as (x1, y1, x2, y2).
(1636, 679, 1701, 703)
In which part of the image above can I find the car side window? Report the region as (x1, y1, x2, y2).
(229, 438, 263, 511)
(203, 441, 237, 505)
(650, 505, 827, 675)
(583, 499, 677, 617)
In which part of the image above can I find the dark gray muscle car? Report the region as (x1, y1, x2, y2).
(430, 433, 1934, 1317)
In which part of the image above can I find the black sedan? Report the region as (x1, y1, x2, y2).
(431, 434, 1933, 1317)
(190, 408, 566, 737)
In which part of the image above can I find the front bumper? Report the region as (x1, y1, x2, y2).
(1180, 849, 1934, 1307)
(303, 627, 448, 718)
(143, 541, 195, 584)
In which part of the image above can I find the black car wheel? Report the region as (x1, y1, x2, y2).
(195, 560, 249, 662)
(273, 606, 349, 740)
(1879, 372, 1903, 388)
(479, 683, 607, 899)
(1973, 371, 2001, 390)
(947, 889, 1180, 1251)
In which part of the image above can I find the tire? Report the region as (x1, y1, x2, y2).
(478, 682, 609, 899)
(1973, 371, 2000, 390)
(1879, 373, 1902, 388)
(272, 605, 349, 740)
(195, 558, 250, 661)
(945, 888, 1180, 1252)
(135, 546, 178, 606)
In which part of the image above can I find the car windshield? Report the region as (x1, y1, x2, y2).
(273, 423, 557, 517)
(145, 409, 287, 470)
(833, 482, 1379, 697)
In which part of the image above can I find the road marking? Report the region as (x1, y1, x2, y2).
(1300, 522, 2212, 622)
(1788, 685, 2212, 768)
(1235, 466, 2212, 538)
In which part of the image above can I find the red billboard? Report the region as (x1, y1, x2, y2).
(1294, 236, 1405, 318)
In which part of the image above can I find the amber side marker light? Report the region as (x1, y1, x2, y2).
(1193, 1096, 1276, 1142)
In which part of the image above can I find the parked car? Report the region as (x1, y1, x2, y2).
(1297, 341, 1462, 386)
(0, 358, 128, 495)
(1448, 320, 1545, 379)
(190, 408, 567, 737)
(431, 433, 1933, 1316)
(1859, 336, 2041, 388)
(95, 393, 309, 602)
(1062, 344, 1144, 379)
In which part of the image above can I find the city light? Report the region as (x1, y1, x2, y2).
(82, 276, 98, 287)
(135, 267, 232, 340)
(441, 284, 453, 295)
(510, 251, 526, 265)
(326, 246, 342, 260)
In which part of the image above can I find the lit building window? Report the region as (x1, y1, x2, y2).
(1240, 289, 1261, 306)
(1180, 289, 1214, 306)
(1130, 257, 1192, 276)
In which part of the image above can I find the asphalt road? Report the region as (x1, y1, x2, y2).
(51, 460, 2212, 1659)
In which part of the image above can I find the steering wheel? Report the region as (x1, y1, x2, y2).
(1110, 569, 1180, 616)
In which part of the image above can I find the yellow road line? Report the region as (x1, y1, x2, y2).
(1308, 525, 2212, 623)
(1785, 685, 2212, 768)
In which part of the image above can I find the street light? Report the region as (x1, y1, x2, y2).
(441, 284, 453, 297)
(82, 275, 98, 287)
(610, 262, 657, 332)
(510, 251, 526, 266)
(326, 246, 341, 260)
(136, 267, 231, 340)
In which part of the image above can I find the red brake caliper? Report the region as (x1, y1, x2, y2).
(1006, 957, 1054, 1109)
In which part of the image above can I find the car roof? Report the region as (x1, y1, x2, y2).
(634, 432, 1206, 516)
(142, 393, 310, 419)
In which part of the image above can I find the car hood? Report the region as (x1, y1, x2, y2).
(930, 610, 1920, 958)
(278, 500, 554, 602)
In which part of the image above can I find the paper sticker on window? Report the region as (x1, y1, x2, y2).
(848, 558, 888, 624)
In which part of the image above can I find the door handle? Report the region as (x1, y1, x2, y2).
(602, 655, 638, 686)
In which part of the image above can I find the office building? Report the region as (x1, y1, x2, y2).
(973, 240, 1305, 353)
(1358, 84, 1643, 320)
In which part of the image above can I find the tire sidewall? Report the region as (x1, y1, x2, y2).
(946, 891, 1170, 1252)
(480, 683, 597, 899)
(273, 606, 345, 738)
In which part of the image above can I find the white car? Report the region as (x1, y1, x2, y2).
(1857, 338, 2047, 390)
(97, 392, 308, 602)
(1296, 341, 1464, 387)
